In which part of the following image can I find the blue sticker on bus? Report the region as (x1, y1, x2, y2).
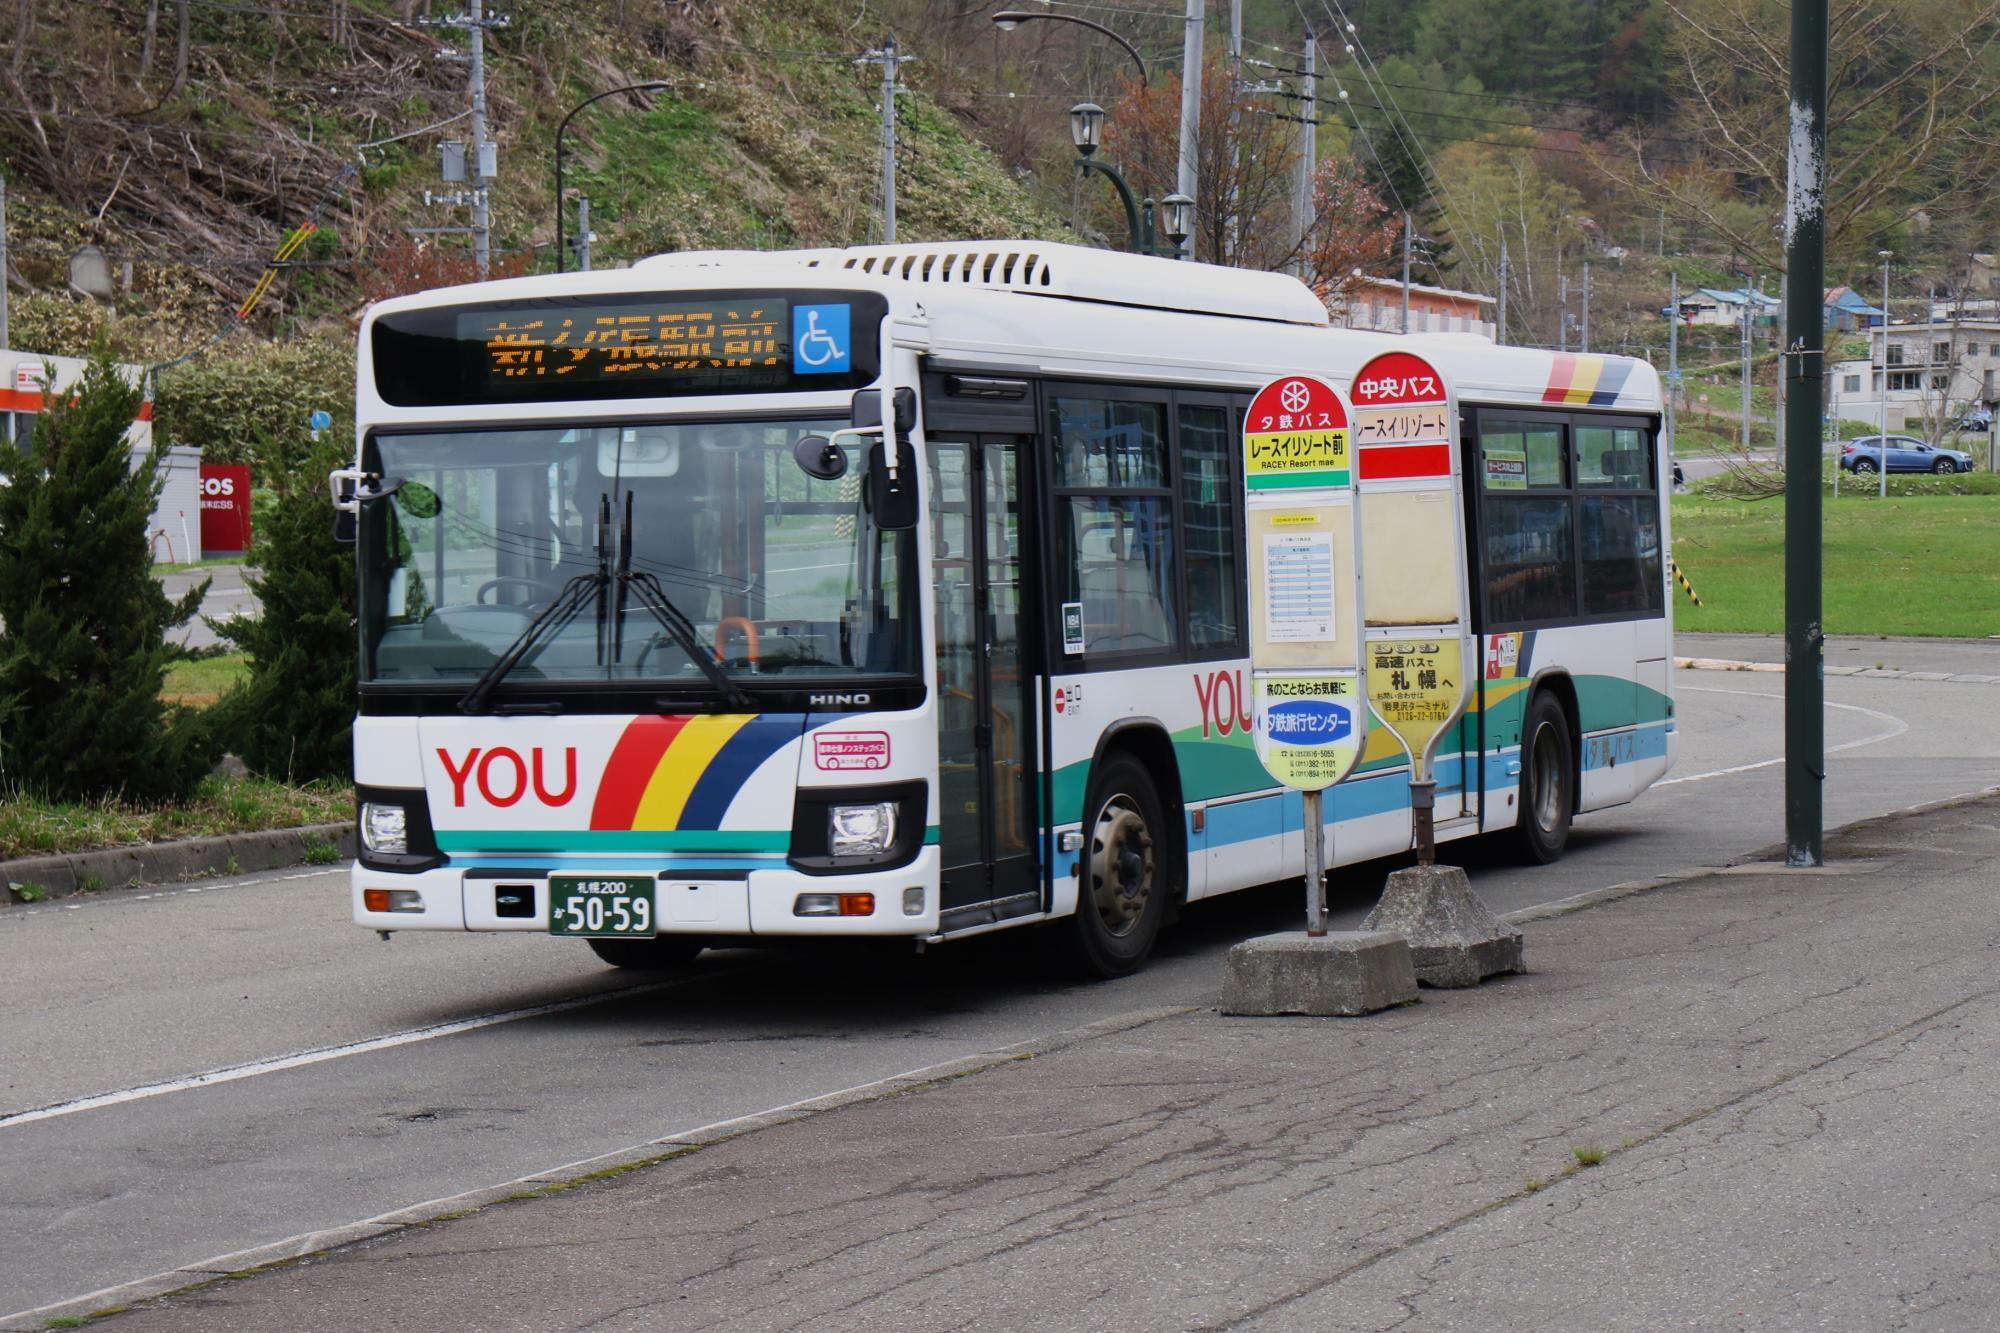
(1265, 699, 1353, 745)
(792, 304, 851, 374)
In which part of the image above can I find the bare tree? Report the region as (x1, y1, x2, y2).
(1604, 0, 2000, 272)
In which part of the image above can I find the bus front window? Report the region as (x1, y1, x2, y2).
(358, 418, 914, 689)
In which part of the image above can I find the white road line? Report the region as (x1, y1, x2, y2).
(0, 979, 693, 1131)
(1659, 685, 1909, 786)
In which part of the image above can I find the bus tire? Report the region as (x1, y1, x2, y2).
(1059, 753, 1170, 979)
(586, 936, 705, 970)
(1514, 690, 1575, 864)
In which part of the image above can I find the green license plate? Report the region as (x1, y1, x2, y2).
(548, 875, 656, 937)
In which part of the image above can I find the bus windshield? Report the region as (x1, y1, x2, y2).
(358, 417, 915, 689)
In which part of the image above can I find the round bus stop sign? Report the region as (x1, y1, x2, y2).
(1244, 374, 1351, 492)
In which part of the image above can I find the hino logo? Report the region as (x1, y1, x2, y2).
(809, 692, 872, 708)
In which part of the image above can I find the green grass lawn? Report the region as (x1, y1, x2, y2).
(162, 652, 251, 706)
(1671, 492, 2000, 637)
(0, 774, 351, 860)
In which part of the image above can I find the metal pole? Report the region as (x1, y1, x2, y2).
(0, 173, 9, 353)
(1293, 35, 1315, 279)
(1177, 0, 1203, 258)
(1777, 272, 1788, 459)
(880, 34, 898, 244)
(1668, 270, 1679, 462)
(1880, 251, 1892, 498)
(469, 0, 490, 279)
(1784, 0, 1828, 868)
(1559, 272, 1568, 352)
(1302, 789, 1326, 935)
(1582, 260, 1591, 353)
(1741, 279, 1753, 453)
(575, 195, 590, 271)
(1410, 780, 1436, 866)
(1400, 211, 1412, 333)
(1497, 238, 1508, 345)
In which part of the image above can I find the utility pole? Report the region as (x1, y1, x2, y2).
(1668, 271, 1679, 462)
(1400, 211, 1412, 333)
(1558, 272, 1569, 352)
(468, 0, 490, 278)
(420, 4, 507, 278)
(1496, 238, 1508, 346)
(1783, 0, 1828, 868)
(575, 196, 591, 272)
(1740, 278, 1754, 453)
(1292, 35, 1315, 280)
(1228, 0, 1241, 262)
(1582, 260, 1591, 353)
(0, 173, 9, 352)
(1177, 0, 1203, 258)
(1879, 251, 1892, 499)
(855, 36, 913, 244)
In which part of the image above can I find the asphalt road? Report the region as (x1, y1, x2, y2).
(4, 644, 1999, 1319)
(158, 562, 255, 651)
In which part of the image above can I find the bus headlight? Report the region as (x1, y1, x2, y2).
(829, 802, 897, 857)
(360, 802, 409, 855)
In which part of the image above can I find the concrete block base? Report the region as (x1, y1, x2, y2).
(1362, 864, 1524, 988)
(1220, 930, 1418, 1017)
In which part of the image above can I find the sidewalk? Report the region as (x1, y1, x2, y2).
(1679, 630, 2000, 681)
(81, 792, 2000, 1330)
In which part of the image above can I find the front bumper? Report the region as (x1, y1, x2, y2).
(351, 847, 942, 938)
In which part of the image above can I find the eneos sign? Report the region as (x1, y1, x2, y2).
(199, 465, 252, 555)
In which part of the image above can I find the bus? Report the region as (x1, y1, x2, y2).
(342, 241, 1672, 978)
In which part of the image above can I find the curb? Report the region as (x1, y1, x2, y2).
(0, 823, 355, 906)
(0, 1006, 1192, 1331)
(1676, 655, 2000, 683)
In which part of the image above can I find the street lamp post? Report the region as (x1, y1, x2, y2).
(992, 11, 1147, 85)
(1067, 102, 1189, 257)
(554, 81, 671, 274)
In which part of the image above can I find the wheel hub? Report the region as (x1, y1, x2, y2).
(1089, 796, 1154, 936)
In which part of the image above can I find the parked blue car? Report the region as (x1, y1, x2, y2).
(1839, 434, 1975, 474)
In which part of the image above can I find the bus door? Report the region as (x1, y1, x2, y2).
(930, 435, 1039, 921)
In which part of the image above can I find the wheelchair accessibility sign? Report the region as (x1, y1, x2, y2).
(792, 304, 851, 374)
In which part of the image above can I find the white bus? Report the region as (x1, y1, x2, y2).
(344, 241, 1672, 978)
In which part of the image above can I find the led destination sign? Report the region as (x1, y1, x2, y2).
(465, 300, 788, 386)
(371, 290, 885, 407)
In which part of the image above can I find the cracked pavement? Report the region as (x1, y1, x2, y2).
(100, 794, 2000, 1331)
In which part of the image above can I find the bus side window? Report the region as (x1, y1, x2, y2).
(1178, 403, 1241, 650)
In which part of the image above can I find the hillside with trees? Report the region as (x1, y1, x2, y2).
(4, 0, 1999, 429)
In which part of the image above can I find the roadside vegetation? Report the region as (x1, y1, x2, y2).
(0, 776, 350, 861)
(1671, 491, 2000, 637)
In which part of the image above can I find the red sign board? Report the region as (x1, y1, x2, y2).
(1351, 351, 1454, 482)
(199, 465, 252, 555)
(1243, 374, 1352, 492)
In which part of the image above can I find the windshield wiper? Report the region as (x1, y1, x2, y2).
(456, 570, 606, 715)
(458, 491, 753, 714)
(621, 568, 753, 710)
(458, 493, 615, 716)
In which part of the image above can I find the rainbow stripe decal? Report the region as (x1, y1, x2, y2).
(1541, 353, 1635, 407)
(588, 713, 804, 831)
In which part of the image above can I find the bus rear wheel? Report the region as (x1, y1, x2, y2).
(587, 936, 705, 970)
(1514, 691, 1575, 865)
(1059, 753, 1170, 979)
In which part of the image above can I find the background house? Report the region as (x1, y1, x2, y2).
(1331, 276, 1496, 339)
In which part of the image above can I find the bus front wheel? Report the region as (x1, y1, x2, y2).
(1514, 691, 1575, 865)
(587, 936, 705, 970)
(1060, 753, 1170, 979)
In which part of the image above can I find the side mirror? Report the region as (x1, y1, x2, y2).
(394, 481, 442, 518)
(333, 510, 357, 544)
(868, 438, 918, 530)
(851, 386, 917, 434)
(793, 435, 849, 481)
